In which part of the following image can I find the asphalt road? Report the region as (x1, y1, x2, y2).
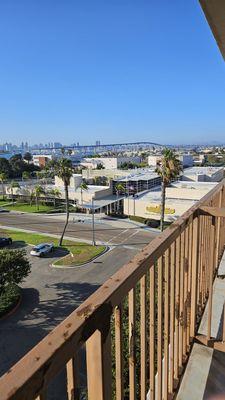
(0, 213, 158, 398)
(0, 211, 156, 247)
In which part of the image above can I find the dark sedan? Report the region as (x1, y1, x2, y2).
(0, 237, 13, 248)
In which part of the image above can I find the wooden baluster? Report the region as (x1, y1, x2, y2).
(183, 227, 188, 357)
(157, 256, 163, 400)
(206, 213, 211, 296)
(207, 216, 216, 342)
(149, 264, 155, 399)
(179, 231, 185, 370)
(86, 323, 112, 400)
(186, 220, 193, 350)
(115, 304, 124, 400)
(36, 390, 47, 400)
(190, 216, 199, 339)
(174, 236, 180, 382)
(169, 242, 175, 395)
(223, 302, 225, 343)
(140, 275, 147, 400)
(216, 187, 223, 268)
(129, 288, 136, 400)
(66, 354, 80, 400)
(163, 248, 170, 400)
(201, 215, 206, 305)
(198, 215, 204, 311)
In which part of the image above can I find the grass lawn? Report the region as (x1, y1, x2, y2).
(2, 202, 57, 213)
(0, 200, 77, 214)
(0, 199, 13, 207)
(0, 228, 106, 266)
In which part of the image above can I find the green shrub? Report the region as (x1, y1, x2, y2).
(0, 249, 31, 293)
(129, 215, 146, 224)
(0, 283, 21, 317)
(145, 218, 160, 228)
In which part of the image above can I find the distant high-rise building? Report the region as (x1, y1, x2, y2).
(54, 142, 62, 149)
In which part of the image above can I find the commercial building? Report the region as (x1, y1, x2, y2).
(33, 154, 53, 168)
(124, 181, 218, 221)
(181, 166, 224, 182)
(148, 154, 193, 167)
(82, 167, 140, 181)
(55, 174, 112, 203)
(112, 169, 161, 194)
(81, 156, 141, 170)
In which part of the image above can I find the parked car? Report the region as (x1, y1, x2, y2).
(0, 207, 9, 213)
(0, 237, 13, 247)
(30, 243, 54, 257)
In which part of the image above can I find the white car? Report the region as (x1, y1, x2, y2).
(30, 243, 54, 257)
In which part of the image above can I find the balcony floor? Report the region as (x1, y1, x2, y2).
(177, 252, 225, 399)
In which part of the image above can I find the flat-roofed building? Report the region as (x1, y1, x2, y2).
(148, 154, 193, 168)
(181, 166, 224, 182)
(81, 156, 141, 170)
(112, 169, 161, 194)
(33, 154, 53, 168)
(124, 181, 218, 222)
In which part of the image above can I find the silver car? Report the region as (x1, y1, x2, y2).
(30, 243, 54, 257)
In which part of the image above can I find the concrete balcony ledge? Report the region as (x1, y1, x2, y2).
(177, 252, 225, 399)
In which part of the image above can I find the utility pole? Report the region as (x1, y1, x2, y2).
(92, 197, 96, 246)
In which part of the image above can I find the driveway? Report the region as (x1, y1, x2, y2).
(0, 242, 151, 374)
(0, 213, 158, 398)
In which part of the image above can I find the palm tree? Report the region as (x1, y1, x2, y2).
(46, 157, 73, 246)
(115, 183, 125, 214)
(34, 185, 45, 211)
(48, 188, 61, 208)
(156, 148, 182, 232)
(79, 182, 88, 205)
(9, 181, 20, 205)
(0, 172, 7, 200)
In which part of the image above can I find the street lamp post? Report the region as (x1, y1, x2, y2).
(92, 197, 96, 246)
(126, 179, 130, 219)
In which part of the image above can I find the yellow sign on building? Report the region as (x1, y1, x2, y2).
(146, 205, 175, 215)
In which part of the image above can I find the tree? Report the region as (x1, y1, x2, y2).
(9, 153, 40, 178)
(22, 171, 31, 180)
(46, 157, 73, 245)
(0, 172, 8, 200)
(115, 183, 125, 214)
(9, 181, 20, 204)
(0, 249, 31, 294)
(96, 163, 105, 170)
(156, 148, 182, 232)
(23, 152, 32, 164)
(48, 188, 61, 208)
(34, 185, 45, 210)
(0, 158, 12, 177)
(79, 182, 88, 205)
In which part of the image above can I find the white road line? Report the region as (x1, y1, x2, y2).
(118, 229, 140, 245)
(107, 228, 130, 245)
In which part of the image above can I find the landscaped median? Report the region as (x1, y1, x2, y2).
(0, 227, 107, 267)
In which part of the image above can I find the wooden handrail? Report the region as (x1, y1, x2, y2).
(0, 179, 225, 400)
(199, 206, 225, 217)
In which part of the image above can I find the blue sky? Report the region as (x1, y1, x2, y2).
(0, 0, 224, 146)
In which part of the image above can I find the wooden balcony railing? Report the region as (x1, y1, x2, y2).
(1, 180, 225, 400)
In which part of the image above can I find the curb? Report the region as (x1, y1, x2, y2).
(51, 246, 110, 269)
(0, 292, 22, 321)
